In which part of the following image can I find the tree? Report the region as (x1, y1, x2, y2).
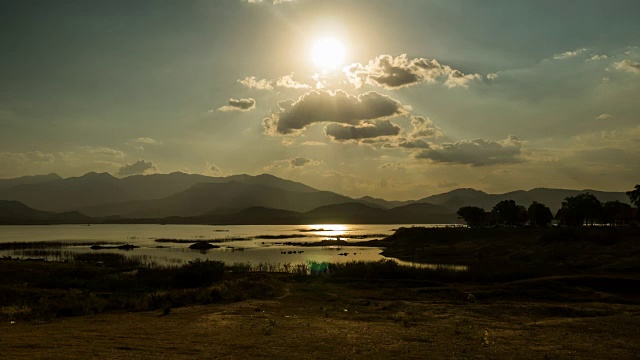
(627, 184, 640, 208)
(492, 200, 522, 226)
(528, 201, 553, 227)
(601, 200, 632, 226)
(457, 206, 485, 227)
(561, 193, 602, 226)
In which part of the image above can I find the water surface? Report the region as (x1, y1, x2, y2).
(0, 224, 464, 269)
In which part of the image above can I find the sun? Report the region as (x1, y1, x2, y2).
(310, 37, 346, 70)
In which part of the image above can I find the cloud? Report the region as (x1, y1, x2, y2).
(301, 141, 327, 146)
(586, 54, 608, 61)
(238, 76, 274, 90)
(83, 147, 125, 158)
(129, 137, 162, 151)
(415, 135, 524, 166)
(344, 54, 481, 89)
(217, 98, 256, 112)
(486, 73, 498, 80)
(379, 162, 410, 170)
(409, 116, 442, 138)
(289, 157, 311, 167)
(264, 157, 323, 170)
(324, 120, 401, 141)
(398, 139, 432, 149)
(117, 160, 157, 176)
(613, 60, 640, 74)
(276, 74, 312, 89)
(596, 113, 612, 120)
(553, 48, 587, 60)
(203, 161, 227, 176)
(444, 69, 482, 88)
(239, 74, 311, 90)
(133, 137, 161, 145)
(0, 151, 55, 164)
(263, 90, 406, 135)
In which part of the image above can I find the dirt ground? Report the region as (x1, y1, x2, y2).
(2, 274, 640, 359)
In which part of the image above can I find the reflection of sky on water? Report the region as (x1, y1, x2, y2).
(0, 224, 466, 270)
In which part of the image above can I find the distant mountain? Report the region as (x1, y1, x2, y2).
(0, 171, 631, 220)
(354, 196, 408, 209)
(304, 202, 389, 224)
(112, 202, 457, 225)
(0, 200, 89, 225)
(75, 181, 369, 218)
(0, 173, 62, 189)
(0, 172, 320, 212)
(388, 203, 459, 224)
(0, 172, 131, 212)
(418, 188, 488, 206)
(419, 187, 630, 212)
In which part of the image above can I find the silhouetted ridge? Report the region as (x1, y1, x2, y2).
(0, 200, 88, 224)
(0, 173, 62, 189)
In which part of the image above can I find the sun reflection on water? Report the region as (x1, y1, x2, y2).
(305, 224, 351, 237)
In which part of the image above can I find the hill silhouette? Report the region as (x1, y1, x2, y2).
(0, 200, 88, 225)
(0, 172, 320, 213)
(74, 181, 376, 218)
(0, 173, 62, 189)
(110, 201, 457, 225)
(418, 187, 630, 212)
(0, 172, 631, 220)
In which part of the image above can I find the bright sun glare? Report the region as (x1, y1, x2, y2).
(311, 37, 346, 70)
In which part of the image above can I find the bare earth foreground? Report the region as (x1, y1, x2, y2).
(1, 273, 639, 359)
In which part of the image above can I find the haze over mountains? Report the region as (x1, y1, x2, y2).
(0, 172, 631, 224)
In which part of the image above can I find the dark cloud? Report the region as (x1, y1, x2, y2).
(290, 157, 311, 167)
(263, 90, 406, 135)
(415, 135, 523, 166)
(345, 54, 480, 89)
(218, 98, 256, 112)
(324, 120, 401, 141)
(118, 160, 157, 176)
(264, 157, 322, 170)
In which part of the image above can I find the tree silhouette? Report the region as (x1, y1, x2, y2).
(457, 206, 485, 227)
(492, 200, 522, 226)
(561, 192, 602, 226)
(528, 201, 553, 227)
(627, 184, 640, 208)
(601, 200, 632, 226)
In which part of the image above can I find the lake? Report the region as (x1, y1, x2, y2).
(0, 224, 465, 269)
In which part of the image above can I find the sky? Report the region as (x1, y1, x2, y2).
(1, 0, 640, 200)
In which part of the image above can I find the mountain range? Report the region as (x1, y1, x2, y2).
(0, 171, 632, 224)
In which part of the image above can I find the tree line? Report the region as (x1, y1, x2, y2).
(457, 184, 640, 227)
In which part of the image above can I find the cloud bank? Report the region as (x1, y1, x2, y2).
(415, 135, 524, 166)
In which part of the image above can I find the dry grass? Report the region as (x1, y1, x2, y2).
(2, 273, 640, 359)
